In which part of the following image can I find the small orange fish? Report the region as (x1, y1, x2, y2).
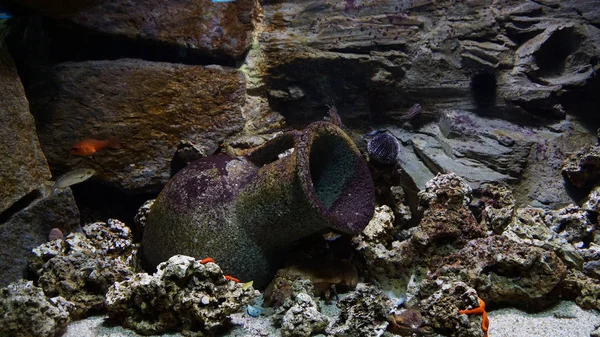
(225, 275, 240, 283)
(70, 138, 120, 156)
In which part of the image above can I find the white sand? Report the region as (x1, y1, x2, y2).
(488, 301, 600, 337)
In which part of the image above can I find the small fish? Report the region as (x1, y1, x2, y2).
(399, 103, 422, 121)
(70, 138, 120, 157)
(247, 304, 263, 317)
(301, 1, 331, 14)
(323, 231, 342, 241)
(200, 257, 215, 264)
(48, 228, 64, 241)
(242, 280, 254, 290)
(365, 131, 400, 164)
(386, 290, 406, 307)
(52, 168, 96, 193)
(225, 275, 240, 283)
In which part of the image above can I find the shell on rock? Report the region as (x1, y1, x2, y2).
(366, 131, 400, 164)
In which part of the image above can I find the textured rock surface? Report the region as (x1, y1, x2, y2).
(0, 47, 51, 214)
(0, 188, 79, 287)
(28, 219, 138, 318)
(28, 59, 246, 192)
(0, 280, 74, 337)
(560, 270, 600, 311)
(414, 173, 486, 247)
(257, 0, 599, 208)
(417, 281, 481, 337)
(504, 207, 584, 270)
(106, 254, 259, 336)
(327, 283, 393, 336)
(478, 183, 516, 234)
(562, 145, 600, 189)
(69, 0, 257, 60)
(432, 235, 566, 309)
(280, 292, 329, 337)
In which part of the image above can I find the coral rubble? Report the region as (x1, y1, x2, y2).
(0, 280, 74, 337)
(106, 254, 259, 336)
(28, 219, 138, 318)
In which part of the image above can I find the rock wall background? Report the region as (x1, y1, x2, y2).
(0, 0, 599, 323)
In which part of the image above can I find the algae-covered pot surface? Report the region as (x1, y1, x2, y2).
(142, 122, 374, 287)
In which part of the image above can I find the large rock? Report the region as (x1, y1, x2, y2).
(28, 59, 246, 192)
(0, 188, 79, 287)
(257, 0, 600, 207)
(0, 47, 51, 214)
(68, 0, 257, 60)
(0, 280, 74, 337)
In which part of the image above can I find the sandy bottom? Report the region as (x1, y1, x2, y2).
(64, 301, 600, 337)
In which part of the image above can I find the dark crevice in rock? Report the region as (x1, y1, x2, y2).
(6, 16, 235, 88)
(70, 180, 157, 239)
(0, 189, 44, 224)
(534, 26, 582, 78)
(471, 71, 497, 112)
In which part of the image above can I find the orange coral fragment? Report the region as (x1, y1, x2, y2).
(200, 257, 215, 264)
(459, 297, 489, 337)
(225, 275, 240, 283)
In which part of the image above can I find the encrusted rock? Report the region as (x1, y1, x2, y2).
(545, 204, 595, 244)
(0, 280, 74, 337)
(432, 235, 566, 310)
(560, 270, 600, 311)
(0, 188, 79, 287)
(478, 183, 516, 233)
(562, 145, 600, 189)
(28, 219, 138, 318)
(327, 284, 394, 337)
(504, 207, 584, 270)
(280, 292, 329, 337)
(413, 173, 486, 248)
(417, 280, 480, 337)
(582, 185, 600, 213)
(418, 173, 473, 207)
(106, 254, 259, 336)
(352, 205, 417, 276)
(133, 198, 154, 236)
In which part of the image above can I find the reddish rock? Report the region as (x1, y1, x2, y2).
(28, 59, 246, 192)
(0, 47, 51, 213)
(69, 0, 257, 59)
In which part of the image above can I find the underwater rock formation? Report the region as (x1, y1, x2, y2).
(562, 144, 600, 189)
(0, 47, 51, 214)
(478, 183, 516, 234)
(264, 255, 358, 307)
(143, 121, 374, 288)
(503, 206, 584, 270)
(0, 280, 74, 337)
(280, 292, 329, 337)
(413, 173, 486, 248)
(560, 270, 600, 311)
(432, 235, 566, 310)
(69, 0, 257, 60)
(327, 283, 394, 336)
(417, 280, 481, 337)
(28, 219, 138, 318)
(28, 59, 246, 193)
(105, 254, 259, 336)
(0, 188, 79, 287)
